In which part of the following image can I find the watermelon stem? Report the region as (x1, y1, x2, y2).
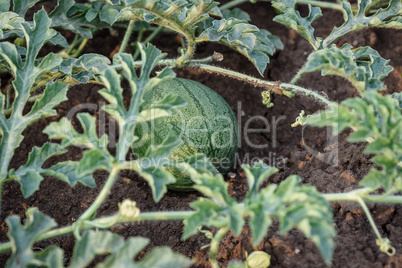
(190, 63, 332, 106)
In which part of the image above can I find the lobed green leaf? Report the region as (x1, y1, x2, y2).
(308, 92, 402, 191)
(303, 44, 393, 92)
(116, 0, 281, 75)
(272, 0, 322, 49)
(184, 161, 335, 264)
(0, 10, 77, 198)
(5, 208, 62, 268)
(198, 19, 283, 75)
(323, 0, 402, 47)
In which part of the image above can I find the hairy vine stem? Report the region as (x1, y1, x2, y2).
(78, 165, 120, 221)
(190, 63, 332, 106)
(119, 20, 136, 54)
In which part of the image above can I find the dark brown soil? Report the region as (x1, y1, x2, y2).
(1, 1, 402, 267)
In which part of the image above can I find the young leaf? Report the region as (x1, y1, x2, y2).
(303, 44, 393, 92)
(272, 0, 322, 49)
(100, 3, 122, 25)
(173, 154, 218, 177)
(96, 236, 149, 268)
(132, 135, 181, 202)
(11, 143, 66, 197)
(135, 165, 177, 202)
(43, 161, 96, 188)
(138, 94, 187, 122)
(275, 177, 335, 264)
(25, 82, 69, 122)
(119, 0, 220, 36)
(183, 198, 222, 239)
(44, 113, 107, 149)
(183, 162, 335, 264)
(184, 172, 245, 237)
(44, 113, 113, 176)
(243, 161, 278, 200)
(69, 230, 125, 267)
(323, 0, 402, 47)
(52, 54, 110, 85)
(134, 247, 194, 268)
(5, 208, 63, 268)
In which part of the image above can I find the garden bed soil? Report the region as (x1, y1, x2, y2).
(1, 1, 402, 267)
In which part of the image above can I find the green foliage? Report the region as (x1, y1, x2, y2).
(273, 0, 402, 49)
(5, 208, 193, 268)
(272, 0, 322, 49)
(323, 0, 402, 47)
(0, 0, 401, 266)
(183, 161, 335, 264)
(49, 0, 100, 38)
(100, 43, 177, 161)
(303, 44, 393, 92)
(118, 0, 221, 35)
(118, 0, 283, 75)
(307, 92, 402, 192)
(198, 20, 283, 75)
(44, 113, 114, 177)
(271, 0, 398, 93)
(46, 43, 186, 202)
(0, 9, 97, 197)
(56, 53, 111, 84)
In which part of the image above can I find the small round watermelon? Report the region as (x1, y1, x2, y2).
(133, 78, 239, 191)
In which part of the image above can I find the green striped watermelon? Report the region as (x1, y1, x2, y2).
(133, 78, 239, 191)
